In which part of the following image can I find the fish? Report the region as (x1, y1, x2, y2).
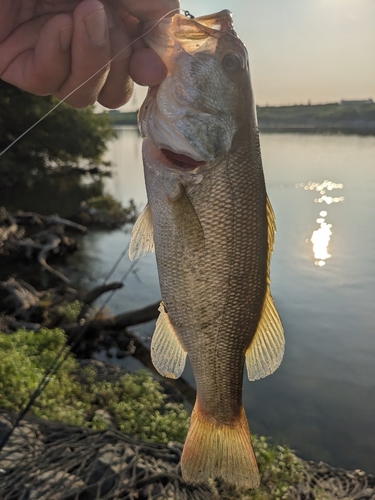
(129, 10, 285, 490)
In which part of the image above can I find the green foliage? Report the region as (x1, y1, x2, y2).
(87, 195, 136, 221)
(218, 435, 304, 499)
(0, 81, 116, 188)
(94, 372, 189, 443)
(78, 195, 137, 227)
(0, 328, 189, 442)
(0, 328, 305, 493)
(55, 300, 84, 323)
(253, 435, 304, 498)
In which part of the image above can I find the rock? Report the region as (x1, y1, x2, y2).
(27, 470, 85, 500)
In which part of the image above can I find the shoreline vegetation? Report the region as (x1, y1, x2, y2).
(104, 100, 375, 136)
(1, 208, 375, 498)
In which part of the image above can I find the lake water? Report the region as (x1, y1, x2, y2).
(70, 128, 375, 474)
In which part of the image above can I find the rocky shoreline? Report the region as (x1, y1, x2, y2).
(1, 409, 374, 500)
(0, 356, 374, 500)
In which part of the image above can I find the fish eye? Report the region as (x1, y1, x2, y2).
(221, 53, 242, 75)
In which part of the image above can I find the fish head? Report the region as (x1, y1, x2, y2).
(139, 11, 255, 176)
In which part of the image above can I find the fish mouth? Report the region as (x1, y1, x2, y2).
(160, 149, 206, 171)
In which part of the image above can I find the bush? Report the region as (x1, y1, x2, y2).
(0, 80, 116, 188)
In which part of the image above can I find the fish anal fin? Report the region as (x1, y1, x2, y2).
(168, 185, 205, 253)
(246, 287, 285, 381)
(151, 302, 187, 379)
(181, 403, 260, 489)
(129, 203, 154, 261)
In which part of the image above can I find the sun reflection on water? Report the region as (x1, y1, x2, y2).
(296, 180, 344, 267)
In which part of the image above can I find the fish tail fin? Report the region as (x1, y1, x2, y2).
(181, 402, 260, 490)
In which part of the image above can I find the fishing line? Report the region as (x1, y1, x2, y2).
(0, 259, 138, 452)
(103, 241, 130, 284)
(0, 5, 199, 451)
(0, 7, 184, 159)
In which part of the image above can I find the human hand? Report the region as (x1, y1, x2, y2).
(0, 0, 180, 108)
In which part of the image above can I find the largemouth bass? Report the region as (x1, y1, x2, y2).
(129, 10, 284, 490)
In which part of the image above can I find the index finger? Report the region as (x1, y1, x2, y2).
(117, 0, 180, 22)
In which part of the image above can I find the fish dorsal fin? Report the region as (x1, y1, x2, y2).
(129, 203, 154, 261)
(169, 185, 205, 253)
(245, 288, 284, 380)
(151, 302, 187, 379)
(245, 196, 284, 380)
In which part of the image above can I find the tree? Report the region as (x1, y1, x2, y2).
(0, 80, 116, 188)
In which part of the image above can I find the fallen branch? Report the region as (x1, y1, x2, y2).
(0, 208, 21, 245)
(80, 282, 124, 305)
(0, 277, 40, 318)
(4, 316, 41, 331)
(15, 232, 70, 283)
(13, 211, 87, 233)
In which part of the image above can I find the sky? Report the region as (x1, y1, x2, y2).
(125, 0, 375, 109)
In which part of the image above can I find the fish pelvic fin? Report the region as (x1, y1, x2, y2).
(151, 302, 187, 379)
(129, 203, 154, 261)
(181, 403, 260, 490)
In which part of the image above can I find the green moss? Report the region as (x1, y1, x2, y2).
(0, 328, 188, 443)
(55, 300, 84, 323)
(220, 435, 304, 499)
(0, 328, 305, 494)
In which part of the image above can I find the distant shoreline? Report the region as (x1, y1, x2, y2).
(102, 101, 375, 137)
(258, 125, 375, 136)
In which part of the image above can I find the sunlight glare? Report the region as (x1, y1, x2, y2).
(299, 180, 345, 267)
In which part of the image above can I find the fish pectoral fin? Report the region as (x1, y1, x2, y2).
(169, 185, 205, 253)
(129, 203, 154, 261)
(151, 302, 187, 379)
(245, 287, 285, 381)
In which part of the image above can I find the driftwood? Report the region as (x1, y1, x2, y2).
(0, 207, 24, 247)
(13, 211, 87, 233)
(80, 282, 124, 306)
(3, 316, 41, 331)
(0, 277, 40, 318)
(0, 207, 87, 283)
(15, 229, 72, 283)
(67, 302, 160, 333)
(0, 278, 124, 326)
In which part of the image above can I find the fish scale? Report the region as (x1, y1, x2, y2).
(129, 9, 284, 490)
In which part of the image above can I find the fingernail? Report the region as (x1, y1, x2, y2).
(84, 8, 107, 46)
(60, 25, 73, 52)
